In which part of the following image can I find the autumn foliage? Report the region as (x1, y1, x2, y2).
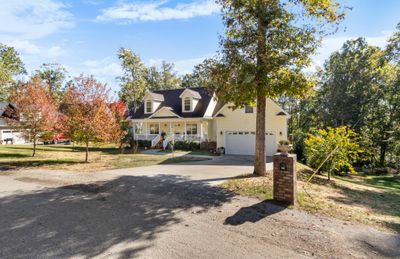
(10, 76, 59, 156)
(62, 75, 123, 162)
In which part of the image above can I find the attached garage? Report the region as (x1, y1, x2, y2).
(225, 131, 277, 156)
(1, 130, 26, 144)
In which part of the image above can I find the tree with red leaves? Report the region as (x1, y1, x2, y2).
(11, 76, 59, 156)
(63, 75, 121, 162)
(109, 101, 128, 152)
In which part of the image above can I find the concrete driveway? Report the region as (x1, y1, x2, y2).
(0, 156, 398, 259)
(105, 155, 273, 185)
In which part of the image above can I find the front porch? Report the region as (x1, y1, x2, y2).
(132, 119, 212, 147)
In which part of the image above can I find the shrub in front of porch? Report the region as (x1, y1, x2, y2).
(173, 141, 200, 151)
(137, 140, 151, 148)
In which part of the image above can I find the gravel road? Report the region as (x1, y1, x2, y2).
(0, 166, 398, 259)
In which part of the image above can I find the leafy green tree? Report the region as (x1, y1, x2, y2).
(316, 29, 400, 167)
(117, 48, 148, 110)
(158, 61, 181, 89)
(0, 43, 25, 101)
(278, 93, 322, 162)
(305, 126, 364, 180)
(118, 48, 182, 110)
(34, 63, 68, 103)
(146, 61, 181, 90)
(208, 0, 343, 175)
(146, 65, 163, 90)
(182, 58, 216, 88)
(386, 23, 400, 63)
(317, 38, 382, 130)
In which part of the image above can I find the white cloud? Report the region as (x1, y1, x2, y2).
(73, 58, 123, 93)
(7, 40, 41, 55)
(97, 0, 220, 22)
(0, 0, 73, 40)
(7, 40, 68, 61)
(46, 46, 67, 58)
(313, 31, 392, 68)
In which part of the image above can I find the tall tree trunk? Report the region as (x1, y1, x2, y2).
(379, 141, 387, 166)
(253, 11, 268, 176)
(254, 93, 266, 176)
(32, 137, 36, 157)
(85, 140, 89, 163)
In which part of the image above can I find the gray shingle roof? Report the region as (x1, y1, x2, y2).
(130, 87, 215, 119)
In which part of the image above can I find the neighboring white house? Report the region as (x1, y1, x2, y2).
(129, 87, 289, 156)
(0, 103, 27, 144)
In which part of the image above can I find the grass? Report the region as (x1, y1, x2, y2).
(0, 144, 209, 172)
(158, 149, 218, 156)
(222, 163, 400, 233)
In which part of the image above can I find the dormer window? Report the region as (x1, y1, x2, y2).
(184, 97, 191, 112)
(180, 89, 201, 113)
(145, 100, 152, 113)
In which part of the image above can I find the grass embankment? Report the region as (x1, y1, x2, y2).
(222, 163, 400, 233)
(0, 144, 208, 172)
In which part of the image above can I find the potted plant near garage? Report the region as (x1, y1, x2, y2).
(278, 140, 292, 155)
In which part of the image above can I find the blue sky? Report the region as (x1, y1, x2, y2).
(1, 0, 399, 94)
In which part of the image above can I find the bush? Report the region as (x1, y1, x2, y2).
(173, 140, 200, 151)
(137, 140, 151, 148)
(279, 140, 291, 145)
(304, 126, 364, 179)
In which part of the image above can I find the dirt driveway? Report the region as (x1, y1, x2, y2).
(0, 157, 399, 259)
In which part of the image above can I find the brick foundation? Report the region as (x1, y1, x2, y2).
(273, 153, 297, 205)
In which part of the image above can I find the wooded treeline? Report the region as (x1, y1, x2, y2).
(280, 27, 400, 168)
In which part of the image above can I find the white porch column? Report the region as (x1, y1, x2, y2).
(184, 121, 187, 141)
(200, 121, 203, 141)
(145, 121, 148, 140)
(132, 121, 135, 141)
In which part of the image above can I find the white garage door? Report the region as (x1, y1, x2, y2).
(1, 130, 26, 144)
(225, 131, 277, 156)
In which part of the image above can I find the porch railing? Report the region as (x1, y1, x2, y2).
(173, 134, 207, 142)
(151, 134, 161, 147)
(134, 134, 159, 140)
(134, 133, 208, 144)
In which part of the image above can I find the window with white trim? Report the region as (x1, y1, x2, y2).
(183, 97, 191, 112)
(245, 105, 254, 113)
(145, 100, 152, 113)
(186, 123, 197, 135)
(149, 124, 159, 134)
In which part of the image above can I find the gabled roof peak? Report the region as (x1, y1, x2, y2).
(179, 88, 202, 99)
(144, 91, 164, 101)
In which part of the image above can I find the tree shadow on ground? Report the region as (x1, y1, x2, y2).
(358, 235, 400, 258)
(0, 160, 84, 171)
(2, 145, 121, 154)
(0, 152, 32, 158)
(0, 175, 234, 258)
(326, 182, 400, 232)
(224, 200, 288, 225)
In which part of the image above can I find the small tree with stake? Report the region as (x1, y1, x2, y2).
(10, 76, 58, 156)
(63, 75, 121, 162)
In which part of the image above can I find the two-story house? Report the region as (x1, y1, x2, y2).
(129, 87, 289, 156)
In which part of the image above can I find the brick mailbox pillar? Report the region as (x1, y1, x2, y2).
(273, 153, 297, 205)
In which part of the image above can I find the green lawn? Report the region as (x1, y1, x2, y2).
(0, 144, 209, 172)
(222, 164, 400, 233)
